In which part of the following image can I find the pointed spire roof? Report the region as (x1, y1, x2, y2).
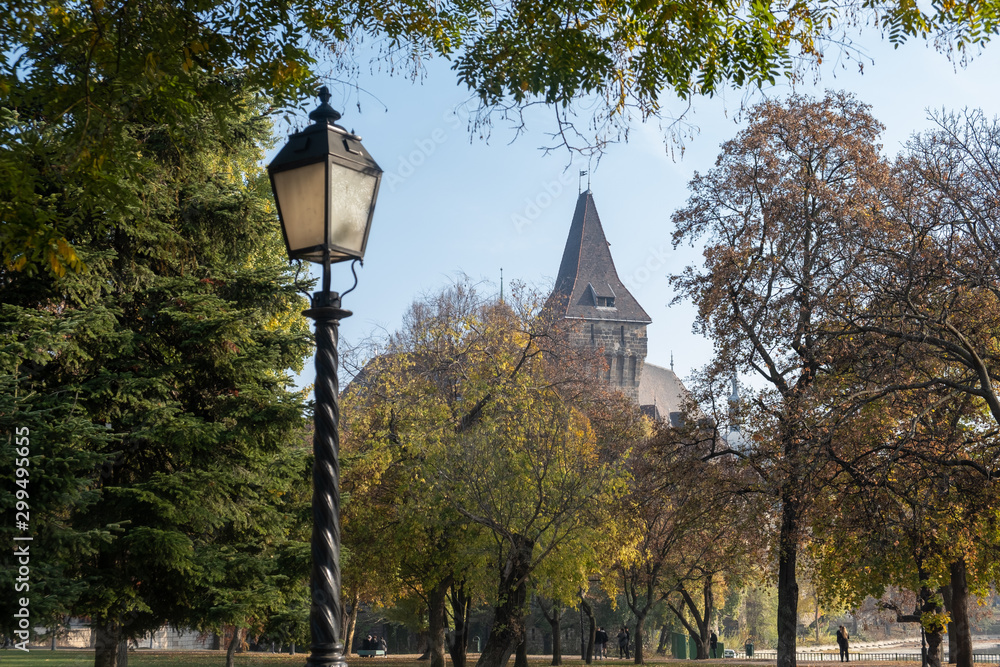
(549, 191, 651, 323)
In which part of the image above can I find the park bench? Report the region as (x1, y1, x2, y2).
(356, 649, 386, 657)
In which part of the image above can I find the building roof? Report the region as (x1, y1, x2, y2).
(637, 362, 689, 426)
(548, 191, 652, 324)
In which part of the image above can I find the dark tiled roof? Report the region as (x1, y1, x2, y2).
(637, 362, 689, 426)
(548, 191, 652, 323)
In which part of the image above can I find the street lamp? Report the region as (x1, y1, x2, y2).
(268, 87, 382, 667)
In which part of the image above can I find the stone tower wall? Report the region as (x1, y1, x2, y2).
(566, 319, 648, 402)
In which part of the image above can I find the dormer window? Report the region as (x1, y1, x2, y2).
(588, 282, 617, 309)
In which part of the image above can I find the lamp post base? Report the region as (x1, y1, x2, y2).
(307, 644, 349, 667)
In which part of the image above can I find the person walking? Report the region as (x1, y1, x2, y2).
(836, 626, 850, 662)
(618, 627, 630, 660)
(596, 627, 608, 659)
(710, 631, 718, 658)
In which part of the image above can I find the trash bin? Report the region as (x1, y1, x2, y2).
(744, 642, 754, 658)
(672, 632, 687, 659)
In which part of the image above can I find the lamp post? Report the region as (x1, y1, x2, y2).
(268, 87, 382, 667)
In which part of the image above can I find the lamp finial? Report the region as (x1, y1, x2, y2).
(309, 86, 342, 124)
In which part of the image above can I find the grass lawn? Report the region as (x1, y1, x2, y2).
(0, 653, 695, 667)
(0, 650, 306, 667)
(0, 651, 925, 667)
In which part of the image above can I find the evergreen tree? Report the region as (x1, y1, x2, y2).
(0, 76, 313, 667)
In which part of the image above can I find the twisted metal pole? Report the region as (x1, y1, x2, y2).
(303, 288, 351, 667)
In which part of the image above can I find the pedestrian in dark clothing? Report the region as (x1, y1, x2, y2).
(596, 627, 608, 659)
(617, 628, 630, 660)
(837, 626, 849, 662)
(710, 631, 718, 658)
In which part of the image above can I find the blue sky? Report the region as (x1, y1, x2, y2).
(289, 35, 1000, 391)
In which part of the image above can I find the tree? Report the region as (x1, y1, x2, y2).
(435, 293, 636, 667)
(194, 441, 313, 667)
(0, 82, 313, 667)
(0, 0, 475, 275)
(341, 284, 501, 667)
(617, 401, 765, 665)
(617, 424, 713, 665)
(342, 280, 638, 667)
(806, 360, 1000, 667)
(810, 392, 1000, 667)
(842, 109, 1000, 440)
(8, 0, 1000, 278)
(821, 108, 1000, 667)
(670, 91, 896, 667)
(451, 0, 1000, 153)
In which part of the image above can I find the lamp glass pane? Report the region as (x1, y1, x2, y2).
(328, 166, 378, 254)
(273, 162, 326, 253)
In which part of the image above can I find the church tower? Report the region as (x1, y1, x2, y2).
(547, 191, 652, 402)
(547, 190, 691, 424)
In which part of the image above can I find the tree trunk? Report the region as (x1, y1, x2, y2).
(656, 626, 669, 656)
(700, 577, 714, 659)
(776, 494, 800, 667)
(226, 628, 243, 667)
(926, 627, 944, 667)
(815, 591, 821, 644)
(551, 620, 562, 665)
(918, 582, 946, 667)
(579, 594, 596, 664)
(116, 639, 128, 667)
(884, 580, 946, 667)
(450, 579, 473, 667)
(949, 559, 973, 667)
(429, 578, 451, 667)
(633, 612, 648, 664)
(538, 598, 563, 666)
(344, 588, 361, 656)
(515, 635, 529, 667)
(476, 534, 534, 667)
(417, 631, 432, 661)
(93, 621, 121, 667)
(941, 583, 955, 664)
(679, 577, 715, 659)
